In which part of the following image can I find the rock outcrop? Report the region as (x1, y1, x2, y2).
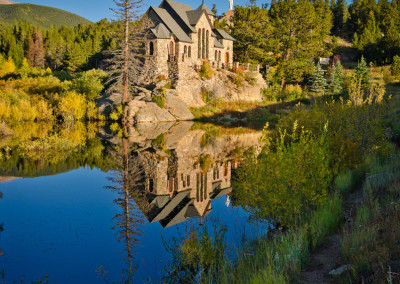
(175, 66, 267, 107)
(98, 89, 194, 123)
(164, 93, 194, 121)
(97, 68, 267, 122)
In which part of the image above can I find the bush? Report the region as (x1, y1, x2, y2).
(382, 66, 394, 84)
(152, 95, 166, 109)
(391, 55, 400, 79)
(234, 124, 334, 226)
(58, 91, 87, 121)
(261, 84, 282, 102)
(152, 134, 165, 148)
(0, 56, 16, 78)
(199, 61, 214, 79)
(71, 69, 107, 100)
(284, 84, 304, 100)
(201, 87, 211, 103)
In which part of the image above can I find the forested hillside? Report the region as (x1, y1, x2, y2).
(0, 20, 117, 71)
(0, 3, 91, 29)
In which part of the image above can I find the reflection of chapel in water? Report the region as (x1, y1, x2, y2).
(134, 152, 234, 228)
(112, 122, 262, 229)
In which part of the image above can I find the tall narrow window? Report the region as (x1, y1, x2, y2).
(183, 45, 187, 61)
(215, 50, 218, 61)
(219, 51, 221, 61)
(206, 30, 209, 59)
(198, 29, 201, 59)
(188, 46, 192, 58)
(202, 28, 205, 59)
(149, 42, 154, 55)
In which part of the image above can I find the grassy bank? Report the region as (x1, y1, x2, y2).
(338, 152, 400, 283)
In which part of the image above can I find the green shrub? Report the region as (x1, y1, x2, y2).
(152, 134, 165, 148)
(199, 154, 213, 172)
(234, 123, 334, 226)
(71, 69, 107, 100)
(201, 87, 211, 103)
(391, 55, 400, 79)
(199, 61, 213, 79)
(152, 95, 166, 109)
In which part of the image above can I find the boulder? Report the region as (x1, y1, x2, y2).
(164, 93, 194, 121)
(135, 102, 176, 123)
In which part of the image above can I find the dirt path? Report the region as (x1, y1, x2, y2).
(297, 190, 364, 284)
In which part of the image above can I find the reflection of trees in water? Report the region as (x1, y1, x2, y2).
(106, 139, 145, 275)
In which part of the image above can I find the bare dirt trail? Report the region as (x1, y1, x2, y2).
(297, 190, 364, 284)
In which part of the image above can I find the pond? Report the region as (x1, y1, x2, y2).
(0, 121, 268, 283)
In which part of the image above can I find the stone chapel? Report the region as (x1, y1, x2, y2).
(145, 0, 235, 77)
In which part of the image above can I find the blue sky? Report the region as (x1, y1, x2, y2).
(15, 0, 251, 23)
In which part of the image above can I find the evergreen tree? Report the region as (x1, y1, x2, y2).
(355, 56, 371, 86)
(353, 10, 381, 51)
(391, 55, 400, 79)
(27, 27, 45, 68)
(329, 62, 344, 94)
(229, 6, 272, 66)
(332, 0, 349, 35)
(310, 63, 327, 93)
(106, 0, 151, 123)
(269, 0, 332, 86)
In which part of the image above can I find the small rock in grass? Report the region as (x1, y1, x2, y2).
(329, 264, 351, 276)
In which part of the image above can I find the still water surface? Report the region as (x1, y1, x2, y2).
(0, 122, 267, 283)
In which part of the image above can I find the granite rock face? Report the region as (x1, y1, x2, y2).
(135, 102, 176, 123)
(164, 93, 194, 121)
(174, 66, 267, 107)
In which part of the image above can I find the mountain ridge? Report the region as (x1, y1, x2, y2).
(0, 2, 92, 28)
(0, 0, 17, 4)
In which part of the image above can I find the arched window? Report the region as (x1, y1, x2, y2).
(225, 52, 230, 64)
(202, 28, 205, 59)
(188, 46, 192, 58)
(215, 50, 218, 61)
(218, 51, 221, 61)
(206, 30, 209, 59)
(170, 41, 174, 60)
(198, 29, 201, 59)
(149, 42, 154, 55)
(184, 45, 187, 55)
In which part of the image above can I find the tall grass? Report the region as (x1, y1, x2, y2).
(341, 152, 400, 282)
(229, 194, 343, 283)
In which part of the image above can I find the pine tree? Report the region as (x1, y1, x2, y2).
(329, 62, 344, 94)
(355, 56, 371, 87)
(310, 63, 327, 93)
(27, 28, 45, 68)
(106, 0, 151, 123)
(332, 0, 349, 35)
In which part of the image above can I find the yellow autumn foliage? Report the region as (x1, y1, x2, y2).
(58, 91, 87, 121)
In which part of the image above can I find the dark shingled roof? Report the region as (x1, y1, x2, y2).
(150, 6, 193, 43)
(197, 3, 215, 16)
(186, 8, 204, 25)
(214, 38, 224, 48)
(161, 0, 195, 32)
(215, 29, 235, 41)
(151, 23, 171, 39)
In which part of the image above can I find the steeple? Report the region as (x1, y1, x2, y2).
(229, 0, 233, 10)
